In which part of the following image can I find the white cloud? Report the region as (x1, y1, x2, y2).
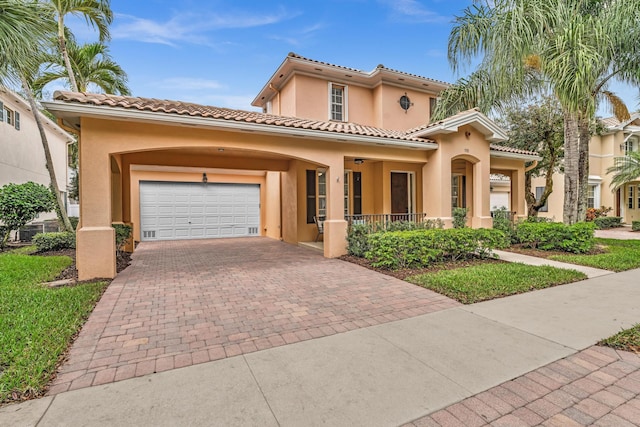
(379, 0, 449, 23)
(112, 8, 297, 46)
(267, 21, 325, 47)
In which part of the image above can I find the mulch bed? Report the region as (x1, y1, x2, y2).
(36, 249, 131, 282)
(503, 243, 608, 259)
(339, 254, 505, 280)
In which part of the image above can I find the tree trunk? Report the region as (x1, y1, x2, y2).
(524, 173, 539, 217)
(58, 17, 79, 93)
(563, 112, 580, 224)
(21, 76, 73, 232)
(577, 118, 590, 222)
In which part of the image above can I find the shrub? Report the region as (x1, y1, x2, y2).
(347, 223, 373, 257)
(68, 216, 79, 230)
(452, 207, 468, 228)
(593, 216, 622, 229)
(32, 231, 76, 252)
(492, 207, 515, 242)
(586, 206, 612, 221)
(365, 228, 508, 269)
(112, 223, 132, 254)
(515, 221, 595, 253)
(0, 182, 55, 247)
(347, 219, 444, 257)
(633, 221, 640, 232)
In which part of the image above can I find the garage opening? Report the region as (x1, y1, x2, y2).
(139, 181, 260, 241)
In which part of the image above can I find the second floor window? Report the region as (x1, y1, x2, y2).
(329, 83, 347, 121)
(625, 137, 638, 155)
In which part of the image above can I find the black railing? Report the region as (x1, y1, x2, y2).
(345, 213, 429, 229)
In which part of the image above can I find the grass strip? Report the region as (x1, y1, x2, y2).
(407, 262, 586, 304)
(550, 238, 640, 272)
(599, 324, 640, 353)
(0, 253, 107, 403)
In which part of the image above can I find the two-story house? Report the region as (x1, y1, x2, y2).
(43, 53, 538, 280)
(0, 87, 74, 235)
(533, 114, 640, 223)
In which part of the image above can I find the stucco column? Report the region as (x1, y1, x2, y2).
(77, 133, 116, 280)
(323, 159, 347, 258)
(281, 161, 298, 244)
(511, 168, 526, 221)
(471, 160, 493, 228)
(422, 155, 453, 227)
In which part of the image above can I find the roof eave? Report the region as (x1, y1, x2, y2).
(411, 115, 509, 143)
(42, 101, 438, 150)
(490, 150, 541, 161)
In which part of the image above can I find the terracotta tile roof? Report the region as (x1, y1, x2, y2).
(52, 91, 435, 144)
(287, 52, 451, 87)
(405, 108, 482, 135)
(600, 117, 621, 128)
(489, 144, 538, 157)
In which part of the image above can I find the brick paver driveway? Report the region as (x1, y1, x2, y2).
(49, 238, 458, 394)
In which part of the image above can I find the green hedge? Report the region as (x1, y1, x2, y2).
(633, 221, 640, 232)
(365, 228, 508, 270)
(32, 231, 76, 252)
(515, 221, 595, 253)
(593, 216, 622, 229)
(346, 220, 444, 257)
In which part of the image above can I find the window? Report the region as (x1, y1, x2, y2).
(535, 186, 548, 212)
(451, 175, 466, 209)
(628, 185, 635, 209)
(317, 169, 327, 218)
(344, 171, 350, 216)
(587, 186, 595, 209)
(14, 111, 20, 130)
(625, 137, 639, 155)
(329, 83, 347, 121)
(4, 107, 13, 126)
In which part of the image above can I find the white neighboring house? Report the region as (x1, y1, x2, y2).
(0, 87, 74, 238)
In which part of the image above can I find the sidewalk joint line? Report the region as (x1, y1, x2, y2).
(242, 355, 282, 427)
(35, 395, 56, 426)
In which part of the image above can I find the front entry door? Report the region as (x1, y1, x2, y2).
(391, 172, 410, 214)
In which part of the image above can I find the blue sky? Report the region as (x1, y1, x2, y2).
(64, 0, 638, 116)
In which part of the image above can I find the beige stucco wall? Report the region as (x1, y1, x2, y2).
(277, 73, 438, 132)
(0, 91, 70, 222)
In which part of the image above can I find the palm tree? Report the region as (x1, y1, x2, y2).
(0, 1, 74, 231)
(47, 0, 113, 93)
(34, 39, 130, 95)
(607, 152, 640, 190)
(435, 0, 640, 224)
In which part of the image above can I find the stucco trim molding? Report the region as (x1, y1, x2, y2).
(489, 150, 541, 162)
(407, 109, 508, 143)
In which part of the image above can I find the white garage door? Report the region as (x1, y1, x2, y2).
(490, 192, 510, 210)
(139, 181, 260, 241)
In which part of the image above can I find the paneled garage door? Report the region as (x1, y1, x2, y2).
(139, 181, 260, 241)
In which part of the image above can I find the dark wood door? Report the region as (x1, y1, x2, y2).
(391, 172, 409, 214)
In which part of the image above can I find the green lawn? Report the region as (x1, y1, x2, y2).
(407, 262, 586, 304)
(0, 253, 107, 403)
(549, 238, 640, 272)
(599, 323, 640, 353)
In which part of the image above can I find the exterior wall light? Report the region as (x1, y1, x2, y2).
(202, 173, 208, 184)
(354, 158, 365, 165)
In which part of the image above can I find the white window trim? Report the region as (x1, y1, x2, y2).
(328, 82, 348, 122)
(587, 179, 601, 209)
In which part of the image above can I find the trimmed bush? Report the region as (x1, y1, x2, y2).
(346, 219, 444, 256)
(347, 223, 373, 257)
(593, 216, 622, 229)
(515, 221, 595, 253)
(32, 231, 76, 252)
(112, 223, 133, 254)
(68, 216, 79, 230)
(365, 228, 508, 270)
(452, 207, 468, 228)
(633, 221, 640, 232)
(492, 207, 515, 242)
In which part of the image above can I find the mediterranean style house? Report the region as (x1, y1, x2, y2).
(43, 53, 538, 280)
(532, 114, 640, 223)
(0, 87, 73, 229)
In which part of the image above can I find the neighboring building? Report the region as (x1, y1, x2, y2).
(532, 114, 640, 223)
(0, 87, 74, 235)
(44, 53, 538, 280)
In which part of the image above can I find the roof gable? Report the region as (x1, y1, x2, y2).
(406, 108, 508, 143)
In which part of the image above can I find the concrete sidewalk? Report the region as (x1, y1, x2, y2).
(2, 268, 639, 426)
(494, 249, 611, 278)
